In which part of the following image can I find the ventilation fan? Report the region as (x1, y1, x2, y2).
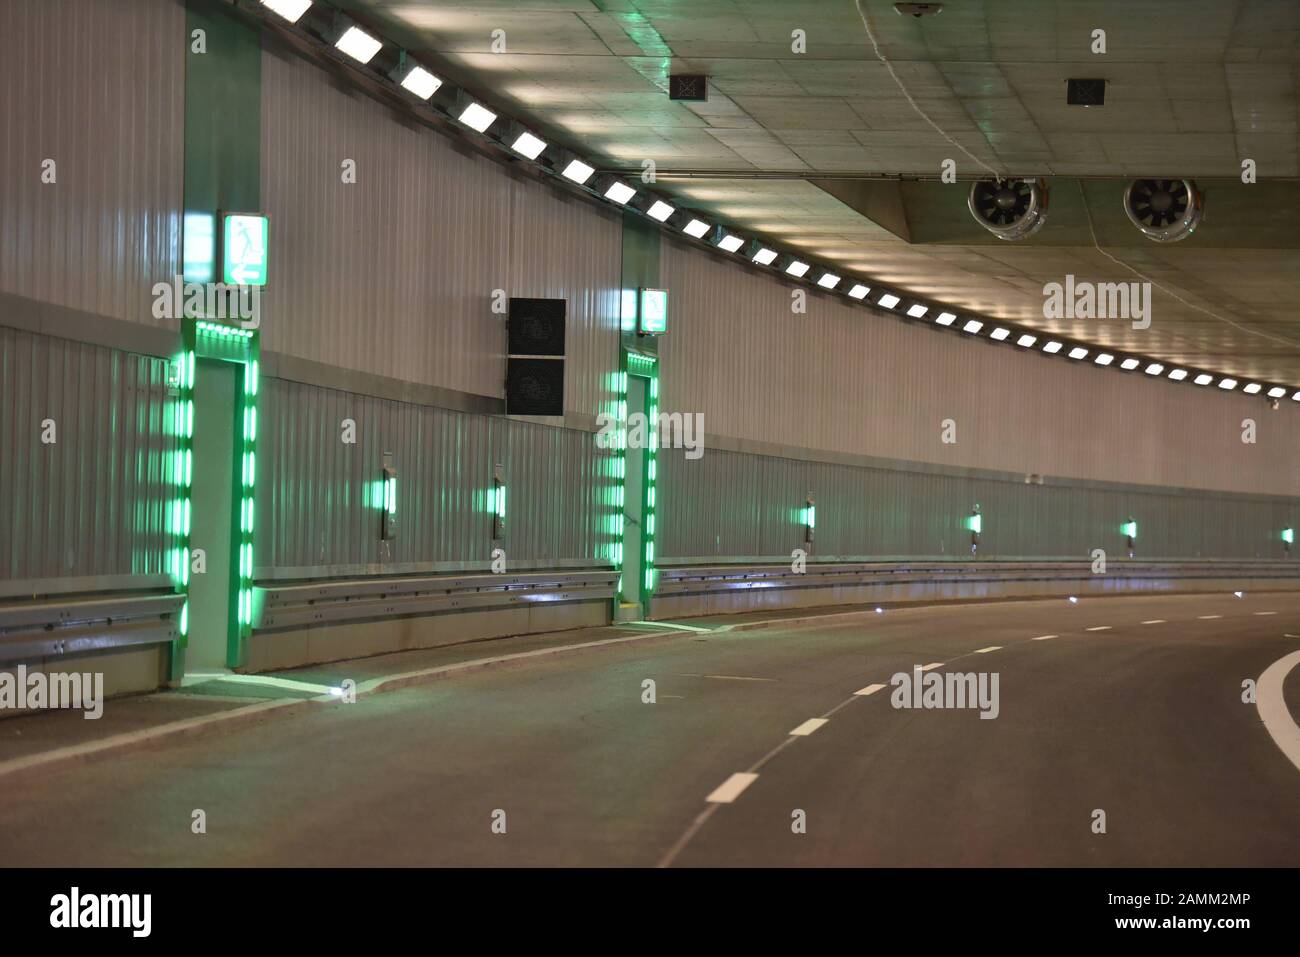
(967, 178, 1049, 240)
(1123, 178, 1203, 242)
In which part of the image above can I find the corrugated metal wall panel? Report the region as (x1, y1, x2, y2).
(259, 49, 621, 417)
(0, 0, 184, 328)
(0, 327, 175, 582)
(658, 446, 1295, 561)
(256, 376, 617, 575)
(658, 239, 1300, 497)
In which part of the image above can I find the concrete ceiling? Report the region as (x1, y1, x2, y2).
(344, 0, 1300, 384)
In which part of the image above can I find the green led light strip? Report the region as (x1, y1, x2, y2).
(618, 351, 659, 609)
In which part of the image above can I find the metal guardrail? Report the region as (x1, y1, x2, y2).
(0, 592, 183, 664)
(253, 569, 619, 631)
(652, 559, 1300, 599)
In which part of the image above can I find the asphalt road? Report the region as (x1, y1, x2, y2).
(2, 592, 1299, 866)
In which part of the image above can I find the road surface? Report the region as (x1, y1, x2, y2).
(2, 593, 1298, 867)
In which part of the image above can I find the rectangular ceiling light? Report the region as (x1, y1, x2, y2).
(1193, 373, 1213, 385)
(716, 233, 744, 253)
(1267, 386, 1287, 398)
(400, 65, 442, 100)
(963, 319, 984, 334)
(990, 327, 1011, 341)
(1293, 391, 1300, 401)
(604, 181, 636, 205)
(1067, 346, 1088, 360)
(936, 311, 957, 326)
(1094, 352, 1114, 365)
(511, 131, 547, 160)
(906, 304, 928, 318)
(1218, 377, 1238, 390)
(817, 272, 840, 289)
(1243, 382, 1262, 394)
(682, 218, 710, 238)
(1016, 333, 1036, 347)
(336, 25, 383, 64)
(646, 200, 674, 222)
(752, 247, 777, 265)
(848, 283, 870, 300)
(1168, 368, 1188, 381)
(562, 159, 595, 184)
(261, 0, 313, 23)
(785, 260, 810, 278)
(878, 293, 900, 309)
(1144, 362, 1164, 375)
(1120, 358, 1140, 370)
(1043, 340, 1063, 354)
(459, 102, 497, 132)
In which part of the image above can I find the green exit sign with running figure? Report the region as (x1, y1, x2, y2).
(222, 212, 269, 287)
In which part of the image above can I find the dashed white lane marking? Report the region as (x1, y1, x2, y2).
(1256, 650, 1300, 775)
(919, 662, 944, 671)
(789, 718, 828, 737)
(1197, 615, 1223, 620)
(974, 646, 1001, 653)
(705, 772, 760, 804)
(1141, 619, 1166, 625)
(854, 683, 887, 696)
(1253, 611, 1277, 616)
(1030, 634, 1057, 641)
(679, 673, 776, 682)
(1085, 626, 1112, 632)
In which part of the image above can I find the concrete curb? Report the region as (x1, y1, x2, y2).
(0, 627, 697, 783)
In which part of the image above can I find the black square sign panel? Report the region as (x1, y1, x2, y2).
(1066, 78, 1105, 106)
(508, 297, 566, 357)
(669, 75, 708, 101)
(506, 358, 564, 416)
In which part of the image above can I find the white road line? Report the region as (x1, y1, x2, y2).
(789, 718, 828, 737)
(1197, 615, 1223, 620)
(705, 772, 759, 804)
(678, 673, 776, 682)
(854, 683, 887, 696)
(1141, 619, 1166, 625)
(919, 662, 944, 671)
(1030, 634, 1057, 641)
(1256, 650, 1300, 775)
(974, 646, 1001, 653)
(1085, 626, 1112, 632)
(1253, 612, 1277, 616)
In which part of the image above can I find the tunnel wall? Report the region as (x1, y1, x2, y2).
(657, 239, 1300, 499)
(657, 446, 1296, 563)
(256, 375, 618, 577)
(0, 326, 176, 594)
(257, 46, 622, 420)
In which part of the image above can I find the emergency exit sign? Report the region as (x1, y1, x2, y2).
(222, 213, 269, 286)
(638, 288, 668, 336)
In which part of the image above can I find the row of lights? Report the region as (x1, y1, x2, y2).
(257, 1, 1299, 403)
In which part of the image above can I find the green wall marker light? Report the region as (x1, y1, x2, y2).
(1123, 517, 1137, 557)
(381, 455, 398, 540)
(1284, 527, 1294, 555)
(804, 495, 816, 546)
(967, 505, 982, 555)
(492, 464, 507, 541)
